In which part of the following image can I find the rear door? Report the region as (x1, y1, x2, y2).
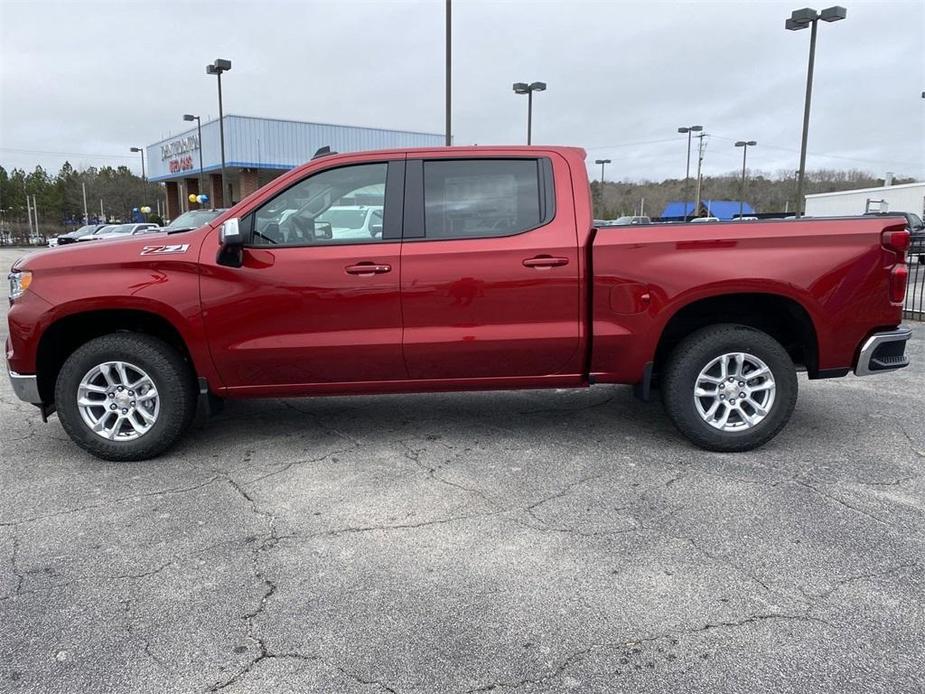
(399, 154, 582, 380)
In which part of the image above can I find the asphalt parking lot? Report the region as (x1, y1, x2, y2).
(1, 247, 923, 693)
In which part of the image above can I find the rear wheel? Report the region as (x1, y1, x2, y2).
(55, 333, 196, 461)
(661, 324, 798, 452)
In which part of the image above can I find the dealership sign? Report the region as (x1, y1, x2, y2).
(161, 134, 200, 173)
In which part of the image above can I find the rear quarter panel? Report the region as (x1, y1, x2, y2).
(590, 218, 904, 382)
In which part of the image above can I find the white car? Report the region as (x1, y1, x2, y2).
(689, 216, 721, 223)
(316, 206, 384, 240)
(87, 223, 160, 241)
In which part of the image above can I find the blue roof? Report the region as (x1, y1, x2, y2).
(661, 200, 755, 220)
(662, 201, 697, 218)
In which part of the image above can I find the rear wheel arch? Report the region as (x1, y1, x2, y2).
(652, 292, 819, 380)
(36, 309, 197, 404)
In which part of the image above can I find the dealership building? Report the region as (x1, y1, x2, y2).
(146, 114, 444, 218)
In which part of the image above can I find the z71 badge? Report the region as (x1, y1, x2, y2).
(140, 244, 190, 256)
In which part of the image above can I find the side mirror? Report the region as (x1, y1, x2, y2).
(217, 217, 244, 268)
(220, 218, 243, 247)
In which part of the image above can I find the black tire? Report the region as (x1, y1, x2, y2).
(55, 333, 196, 461)
(661, 324, 798, 452)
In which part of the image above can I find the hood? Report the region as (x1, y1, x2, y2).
(13, 231, 173, 272)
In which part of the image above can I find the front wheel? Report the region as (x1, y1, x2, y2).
(661, 324, 798, 452)
(55, 333, 196, 461)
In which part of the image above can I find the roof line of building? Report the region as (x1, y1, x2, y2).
(805, 181, 924, 198)
(147, 114, 443, 148)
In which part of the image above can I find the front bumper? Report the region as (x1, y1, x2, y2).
(854, 326, 912, 376)
(7, 367, 42, 404)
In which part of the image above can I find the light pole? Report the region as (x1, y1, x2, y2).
(512, 81, 546, 145)
(594, 158, 611, 215)
(734, 140, 757, 219)
(786, 6, 847, 217)
(445, 0, 451, 146)
(183, 114, 205, 205)
(206, 58, 232, 205)
(130, 146, 146, 210)
(677, 125, 703, 219)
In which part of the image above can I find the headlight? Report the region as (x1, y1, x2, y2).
(8, 271, 32, 301)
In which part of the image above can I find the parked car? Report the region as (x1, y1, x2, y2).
(161, 209, 226, 233)
(77, 225, 116, 242)
(317, 205, 384, 239)
(5, 145, 911, 460)
(611, 215, 652, 225)
(90, 223, 160, 240)
(689, 216, 721, 223)
(52, 224, 111, 247)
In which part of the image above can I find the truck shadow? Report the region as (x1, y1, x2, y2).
(198, 384, 676, 449)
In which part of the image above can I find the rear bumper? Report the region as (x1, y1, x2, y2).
(854, 326, 912, 376)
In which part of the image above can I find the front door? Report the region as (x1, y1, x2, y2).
(400, 155, 582, 380)
(200, 159, 406, 389)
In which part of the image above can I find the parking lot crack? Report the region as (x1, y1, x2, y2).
(800, 562, 919, 603)
(245, 446, 360, 485)
(207, 475, 290, 692)
(0, 475, 223, 527)
(399, 440, 496, 506)
(792, 479, 894, 527)
(311, 509, 505, 539)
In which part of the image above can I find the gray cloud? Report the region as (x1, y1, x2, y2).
(1, 0, 923, 182)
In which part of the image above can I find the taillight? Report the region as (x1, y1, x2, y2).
(890, 264, 908, 303)
(882, 229, 910, 254)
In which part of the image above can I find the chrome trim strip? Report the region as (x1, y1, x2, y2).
(855, 326, 912, 377)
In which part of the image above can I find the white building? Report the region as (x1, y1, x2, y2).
(804, 182, 925, 218)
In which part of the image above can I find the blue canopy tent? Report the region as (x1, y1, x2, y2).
(661, 200, 755, 220)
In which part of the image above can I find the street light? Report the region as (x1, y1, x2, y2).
(677, 125, 703, 219)
(594, 159, 611, 214)
(206, 58, 232, 205)
(512, 81, 546, 145)
(734, 140, 758, 219)
(786, 6, 847, 216)
(130, 146, 146, 212)
(183, 114, 205, 206)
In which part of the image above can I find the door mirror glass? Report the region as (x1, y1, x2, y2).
(220, 218, 243, 247)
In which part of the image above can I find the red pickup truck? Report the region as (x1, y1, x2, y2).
(6, 146, 912, 460)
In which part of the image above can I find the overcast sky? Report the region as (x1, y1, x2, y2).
(1, 0, 923, 183)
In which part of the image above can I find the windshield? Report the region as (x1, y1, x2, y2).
(165, 209, 222, 230)
(909, 213, 923, 231)
(104, 224, 136, 235)
(70, 225, 98, 237)
(317, 209, 369, 229)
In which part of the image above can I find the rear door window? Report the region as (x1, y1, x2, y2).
(419, 159, 553, 240)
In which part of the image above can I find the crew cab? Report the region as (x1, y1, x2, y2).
(5, 146, 912, 460)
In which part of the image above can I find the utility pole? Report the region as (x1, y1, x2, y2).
(25, 192, 33, 236)
(445, 0, 452, 146)
(693, 132, 708, 217)
(82, 182, 89, 225)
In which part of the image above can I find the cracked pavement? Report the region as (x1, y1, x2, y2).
(0, 249, 923, 693)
